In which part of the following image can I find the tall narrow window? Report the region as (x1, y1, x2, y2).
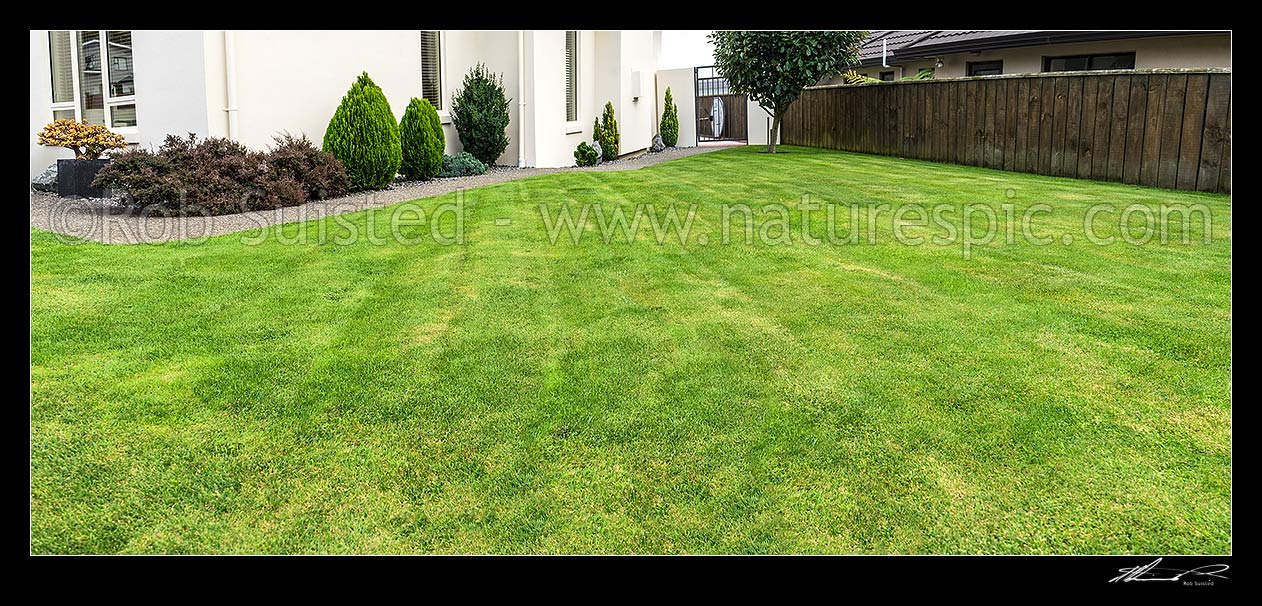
(77, 30, 105, 125)
(420, 31, 442, 110)
(565, 31, 578, 122)
(106, 31, 136, 127)
(49, 31, 75, 105)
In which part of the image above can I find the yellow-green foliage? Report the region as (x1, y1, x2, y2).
(36, 119, 128, 160)
(841, 69, 880, 85)
(322, 72, 402, 190)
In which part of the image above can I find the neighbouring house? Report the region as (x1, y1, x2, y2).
(826, 30, 1231, 83)
(29, 30, 666, 177)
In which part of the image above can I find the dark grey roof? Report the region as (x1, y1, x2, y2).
(851, 30, 1214, 67)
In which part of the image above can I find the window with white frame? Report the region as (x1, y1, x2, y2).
(48, 30, 137, 129)
(421, 31, 442, 110)
(564, 31, 579, 123)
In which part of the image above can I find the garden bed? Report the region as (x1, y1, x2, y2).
(30, 145, 719, 244)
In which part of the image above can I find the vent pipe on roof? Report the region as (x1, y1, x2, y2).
(882, 39, 890, 68)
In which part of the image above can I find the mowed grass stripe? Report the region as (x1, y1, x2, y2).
(31, 145, 1230, 553)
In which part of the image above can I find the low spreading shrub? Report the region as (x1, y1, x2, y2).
(574, 141, 599, 167)
(438, 152, 488, 178)
(268, 133, 351, 200)
(92, 133, 349, 215)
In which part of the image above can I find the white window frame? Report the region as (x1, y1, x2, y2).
(564, 31, 581, 134)
(49, 30, 138, 140)
(421, 31, 450, 124)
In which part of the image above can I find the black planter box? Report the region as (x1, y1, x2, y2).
(57, 159, 112, 198)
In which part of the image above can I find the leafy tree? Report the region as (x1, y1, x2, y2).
(322, 72, 401, 190)
(451, 63, 512, 165)
(399, 98, 445, 180)
(659, 87, 679, 147)
(709, 31, 867, 152)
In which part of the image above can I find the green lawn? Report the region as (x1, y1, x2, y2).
(30, 146, 1231, 554)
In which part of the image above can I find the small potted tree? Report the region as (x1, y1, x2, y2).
(36, 119, 128, 198)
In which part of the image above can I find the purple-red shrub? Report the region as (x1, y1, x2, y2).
(92, 133, 350, 216)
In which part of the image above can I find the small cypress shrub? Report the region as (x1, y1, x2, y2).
(574, 141, 599, 167)
(596, 101, 620, 161)
(399, 98, 445, 180)
(660, 87, 679, 147)
(322, 72, 401, 190)
(451, 63, 512, 166)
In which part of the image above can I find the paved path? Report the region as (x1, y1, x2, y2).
(30, 145, 732, 244)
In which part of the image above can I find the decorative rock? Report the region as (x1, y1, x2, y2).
(591, 141, 603, 164)
(650, 134, 666, 153)
(32, 163, 58, 193)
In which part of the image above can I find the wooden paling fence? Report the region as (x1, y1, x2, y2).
(781, 69, 1231, 193)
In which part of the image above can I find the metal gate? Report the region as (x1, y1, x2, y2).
(694, 66, 747, 143)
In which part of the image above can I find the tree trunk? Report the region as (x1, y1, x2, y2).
(769, 114, 781, 153)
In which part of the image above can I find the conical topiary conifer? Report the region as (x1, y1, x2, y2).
(399, 98, 445, 180)
(660, 87, 679, 147)
(598, 102, 619, 161)
(322, 72, 402, 190)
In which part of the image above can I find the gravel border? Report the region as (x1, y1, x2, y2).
(30, 144, 734, 245)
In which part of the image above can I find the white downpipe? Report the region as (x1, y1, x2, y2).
(224, 31, 240, 141)
(517, 30, 527, 168)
